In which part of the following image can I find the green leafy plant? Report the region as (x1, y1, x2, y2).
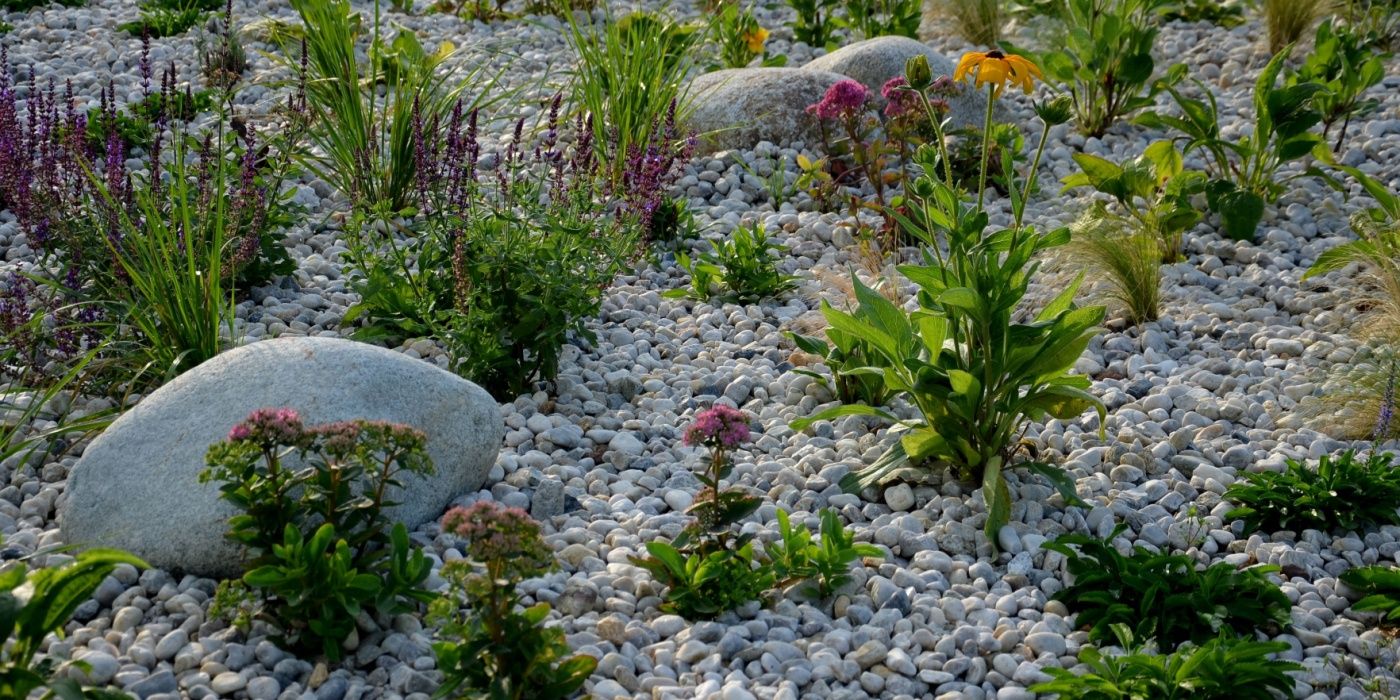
(1137, 52, 1328, 241)
(1060, 140, 1206, 261)
(565, 9, 700, 184)
(841, 0, 922, 39)
(120, 0, 222, 37)
(787, 286, 898, 406)
(934, 0, 1004, 45)
(787, 0, 842, 47)
(1044, 526, 1292, 647)
(711, 3, 785, 69)
(1066, 213, 1163, 326)
(1288, 19, 1388, 152)
(0, 547, 147, 699)
(796, 57, 1104, 543)
(1341, 0, 1400, 49)
(666, 222, 798, 304)
(1308, 167, 1400, 342)
(1341, 564, 1400, 626)
(1030, 624, 1301, 699)
(0, 0, 84, 9)
(345, 101, 639, 398)
(431, 501, 597, 699)
(200, 408, 435, 659)
(1224, 450, 1400, 534)
(636, 540, 775, 618)
(1162, 0, 1245, 27)
(767, 509, 883, 599)
(1260, 0, 1331, 54)
(1027, 0, 1175, 137)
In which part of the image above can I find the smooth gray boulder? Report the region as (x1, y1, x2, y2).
(60, 337, 502, 578)
(802, 36, 985, 129)
(684, 67, 848, 153)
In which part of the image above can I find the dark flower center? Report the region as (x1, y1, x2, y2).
(985, 50, 1006, 59)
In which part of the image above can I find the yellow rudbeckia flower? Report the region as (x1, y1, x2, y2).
(743, 27, 769, 55)
(953, 50, 1042, 96)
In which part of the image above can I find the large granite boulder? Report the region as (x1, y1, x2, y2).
(683, 67, 848, 153)
(60, 337, 502, 578)
(802, 36, 985, 129)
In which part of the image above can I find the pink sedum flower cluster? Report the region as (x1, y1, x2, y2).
(683, 404, 751, 449)
(441, 500, 552, 576)
(227, 407, 304, 444)
(806, 79, 870, 121)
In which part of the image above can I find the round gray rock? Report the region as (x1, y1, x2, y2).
(802, 36, 985, 129)
(60, 337, 503, 578)
(684, 67, 848, 153)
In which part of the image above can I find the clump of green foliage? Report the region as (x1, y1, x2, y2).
(431, 501, 597, 700)
(0, 546, 146, 699)
(201, 408, 434, 660)
(1341, 565, 1400, 626)
(1137, 51, 1328, 241)
(1045, 526, 1292, 647)
(1030, 624, 1301, 700)
(1060, 140, 1204, 261)
(666, 222, 798, 304)
(1067, 213, 1163, 326)
(710, 3, 785, 69)
(1287, 19, 1389, 153)
(784, 0, 919, 47)
(768, 509, 883, 599)
(121, 0, 223, 37)
(935, 0, 1004, 45)
(1026, 0, 1175, 137)
(787, 283, 898, 407)
(1162, 0, 1245, 27)
(1260, 0, 1331, 54)
(1225, 450, 1400, 534)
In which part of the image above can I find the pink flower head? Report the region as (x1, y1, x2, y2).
(881, 77, 919, 119)
(807, 79, 870, 121)
(229, 407, 304, 445)
(441, 500, 551, 576)
(683, 404, 751, 449)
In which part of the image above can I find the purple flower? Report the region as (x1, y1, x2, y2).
(807, 79, 870, 121)
(1377, 358, 1397, 441)
(684, 404, 751, 449)
(881, 77, 919, 119)
(228, 407, 306, 446)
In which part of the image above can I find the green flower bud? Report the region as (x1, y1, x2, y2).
(1034, 94, 1074, 127)
(904, 54, 932, 90)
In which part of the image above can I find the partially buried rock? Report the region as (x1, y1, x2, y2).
(802, 36, 985, 129)
(683, 67, 849, 153)
(60, 337, 503, 578)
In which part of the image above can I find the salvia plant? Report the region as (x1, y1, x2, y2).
(200, 408, 435, 659)
(1137, 53, 1329, 241)
(1029, 624, 1301, 700)
(1044, 526, 1292, 648)
(795, 54, 1105, 543)
(344, 97, 642, 398)
(0, 545, 147, 699)
(430, 501, 597, 699)
(1224, 450, 1400, 535)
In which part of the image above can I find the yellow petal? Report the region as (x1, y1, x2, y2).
(954, 52, 982, 83)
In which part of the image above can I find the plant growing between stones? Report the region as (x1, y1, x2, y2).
(786, 0, 841, 48)
(767, 509, 882, 599)
(666, 221, 798, 304)
(431, 501, 597, 699)
(1340, 564, 1400, 627)
(1044, 525, 1292, 648)
(1260, 0, 1331, 54)
(201, 408, 435, 659)
(1137, 52, 1329, 241)
(1161, 0, 1245, 27)
(1029, 623, 1301, 699)
(0, 544, 146, 699)
(1287, 19, 1388, 153)
(796, 54, 1105, 544)
(709, 3, 785, 69)
(934, 0, 1004, 46)
(120, 0, 223, 37)
(1059, 140, 1204, 262)
(1224, 450, 1400, 535)
(1066, 212, 1163, 326)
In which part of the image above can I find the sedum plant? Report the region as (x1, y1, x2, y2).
(795, 54, 1105, 543)
(1029, 624, 1301, 700)
(1045, 526, 1292, 648)
(1287, 19, 1389, 153)
(1224, 450, 1400, 535)
(1137, 52, 1328, 241)
(1027, 0, 1175, 137)
(201, 408, 435, 659)
(431, 502, 597, 700)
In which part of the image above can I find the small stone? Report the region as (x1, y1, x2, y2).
(884, 483, 915, 511)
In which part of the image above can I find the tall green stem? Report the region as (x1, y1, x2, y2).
(976, 85, 996, 211)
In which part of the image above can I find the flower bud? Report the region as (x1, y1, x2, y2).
(904, 54, 932, 90)
(1034, 94, 1074, 127)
